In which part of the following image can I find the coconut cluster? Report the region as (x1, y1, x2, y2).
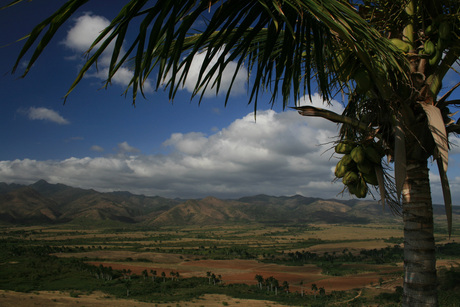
(334, 141, 384, 198)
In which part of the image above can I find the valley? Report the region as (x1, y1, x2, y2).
(1, 222, 459, 306)
(1, 180, 459, 306)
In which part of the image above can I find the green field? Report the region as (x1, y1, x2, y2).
(1, 222, 459, 306)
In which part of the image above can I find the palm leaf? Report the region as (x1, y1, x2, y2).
(0, 0, 28, 10)
(375, 165, 386, 209)
(10, 0, 407, 107)
(11, 0, 89, 76)
(437, 81, 460, 109)
(394, 116, 406, 201)
(294, 105, 372, 132)
(419, 103, 448, 173)
(436, 158, 453, 237)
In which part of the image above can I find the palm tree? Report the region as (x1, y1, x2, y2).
(150, 269, 156, 281)
(125, 279, 131, 297)
(255, 274, 264, 290)
(4, 1, 459, 305)
(311, 283, 318, 299)
(282, 280, 290, 293)
(319, 286, 326, 296)
(211, 273, 217, 285)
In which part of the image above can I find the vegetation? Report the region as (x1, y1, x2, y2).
(0, 235, 361, 306)
(1, 223, 459, 306)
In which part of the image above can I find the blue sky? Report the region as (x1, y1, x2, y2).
(0, 1, 459, 204)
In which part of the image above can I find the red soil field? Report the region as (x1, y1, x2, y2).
(88, 259, 403, 293)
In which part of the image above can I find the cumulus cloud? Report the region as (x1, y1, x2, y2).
(62, 14, 247, 97)
(62, 14, 111, 55)
(298, 93, 345, 114)
(3, 95, 457, 203)
(62, 13, 154, 91)
(1, 96, 344, 198)
(117, 142, 140, 154)
(448, 135, 460, 155)
(169, 48, 248, 97)
(20, 107, 70, 125)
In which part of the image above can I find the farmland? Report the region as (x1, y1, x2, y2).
(1, 222, 459, 306)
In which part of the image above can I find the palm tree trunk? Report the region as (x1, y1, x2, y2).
(402, 160, 438, 307)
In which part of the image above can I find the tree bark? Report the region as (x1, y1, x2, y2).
(402, 160, 438, 307)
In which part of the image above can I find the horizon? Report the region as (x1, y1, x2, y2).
(1, 178, 457, 207)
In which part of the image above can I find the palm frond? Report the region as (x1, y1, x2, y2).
(375, 165, 386, 208)
(11, 0, 407, 107)
(394, 116, 406, 201)
(437, 158, 453, 237)
(0, 0, 28, 10)
(420, 103, 448, 173)
(11, 0, 89, 76)
(294, 105, 372, 132)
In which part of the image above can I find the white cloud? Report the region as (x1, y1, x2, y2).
(117, 142, 140, 154)
(85, 66, 153, 91)
(449, 137, 460, 155)
(62, 15, 247, 96)
(298, 92, 345, 114)
(1, 98, 342, 198)
(90, 145, 104, 152)
(62, 14, 111, 56)
(173, 49, 247, 97)
(62, 13, 155, 91)
(163, 132, 208, 156)
(20, 107, 70, 125)
(3, 95, 457, 203)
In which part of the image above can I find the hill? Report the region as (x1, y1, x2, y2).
(0, 180, 457, 226)
(0, 180, 179, 225)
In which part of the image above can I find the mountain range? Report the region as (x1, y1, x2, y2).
(0, 180, 457, 226)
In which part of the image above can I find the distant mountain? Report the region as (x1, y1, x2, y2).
(0, 180, 180, 225)
(149, 196, 253, 226)
(0, 186, 60, 224)
(0, 180, 457, 226)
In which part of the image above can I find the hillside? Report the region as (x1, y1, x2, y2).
(0, 180, 457, 226)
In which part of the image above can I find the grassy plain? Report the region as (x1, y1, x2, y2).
(1, 222, 459, 306)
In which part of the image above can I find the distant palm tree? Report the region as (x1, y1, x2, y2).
(150, 269, 156, 281)
(282, 281, 290, 293)
(255, 274, 264, 290)
(125, 279, 131, 297)
(311, 283, 318, 299)
(211, 273, 217, 285)
(319, 286, 326, 296)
